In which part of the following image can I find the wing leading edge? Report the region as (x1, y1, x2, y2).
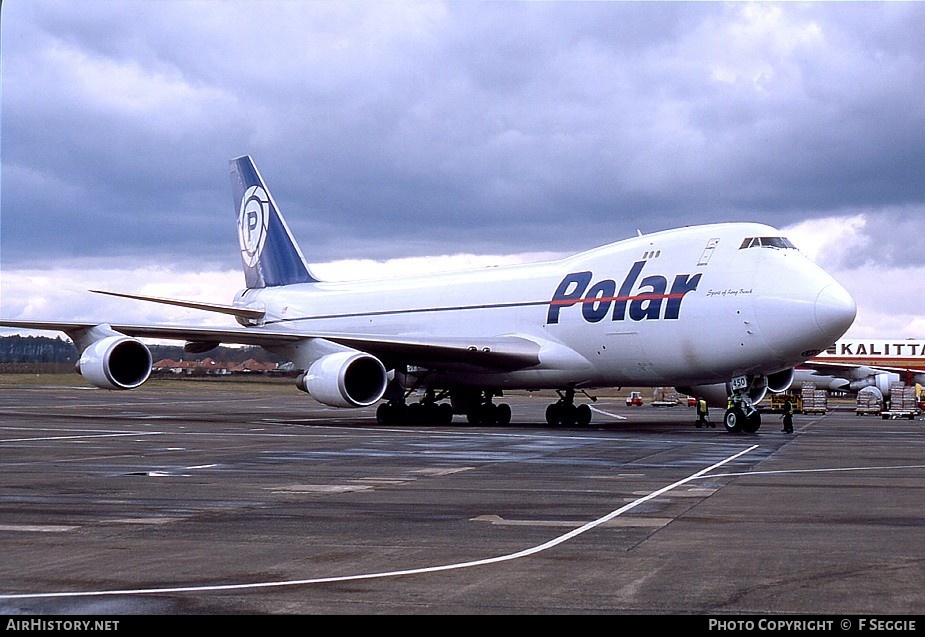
(0, 320, 542, 372)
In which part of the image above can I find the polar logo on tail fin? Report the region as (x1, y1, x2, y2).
(229, 155, 318, 288)
(238, 185, 270, 267)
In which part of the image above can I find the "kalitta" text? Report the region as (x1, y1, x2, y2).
(547, 261, 702, 324)
(832, 342, 925, 356)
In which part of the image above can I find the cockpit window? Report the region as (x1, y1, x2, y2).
(738, 236, 797, 250)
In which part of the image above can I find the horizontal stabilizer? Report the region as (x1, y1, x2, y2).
(90, 290, 265, 322)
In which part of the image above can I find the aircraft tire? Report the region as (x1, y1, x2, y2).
(576, 404, 592, 427)
(407, 402, 424, 424)
(467, 403, 500, 425)
(377, 402, 405, 425)
(723, 408, 744, 433)
(559, 403, 578, 426)
(496, 403, 512, 425)
(545, 402, 576, 426)
(742, 412, 761, 433)
(545, 403, 560, 426)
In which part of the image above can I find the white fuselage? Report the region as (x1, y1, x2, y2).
(233, 222, 856, 391)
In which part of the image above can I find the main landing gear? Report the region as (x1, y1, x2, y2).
(374, 380, 597, 428)
(463, 390, 512, 426)
(545, 387, 593, 427)
(376, 387, 454, 425)
(375, 386, 513, 426)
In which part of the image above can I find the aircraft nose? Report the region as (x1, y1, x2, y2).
(814, 281, 856, 342)
(752, 259, 856, 361)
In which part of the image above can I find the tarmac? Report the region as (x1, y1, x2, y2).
(0, 380, 922, 616)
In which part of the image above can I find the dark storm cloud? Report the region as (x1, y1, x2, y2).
(2, 1, 925, 269)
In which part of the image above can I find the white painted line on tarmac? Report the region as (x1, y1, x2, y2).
(590, 406, 628, 420)
(0, 432, 165, 444)
(705, 463, 925, 478)
(0, 524, 79, 533)
(0, 444, 758, 600)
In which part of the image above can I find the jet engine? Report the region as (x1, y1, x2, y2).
(849, 371, 900, 398)
(78, 335, 153, 390)
(297, 351, 388, 408)
(766, 368, 795, 393)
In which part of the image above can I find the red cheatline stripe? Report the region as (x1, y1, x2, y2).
(551, 292, 690, 306)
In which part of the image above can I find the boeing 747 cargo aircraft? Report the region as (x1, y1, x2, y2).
(0, 156, 857, 433)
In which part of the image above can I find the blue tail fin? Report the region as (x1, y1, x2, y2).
(229, 155, 318, 288)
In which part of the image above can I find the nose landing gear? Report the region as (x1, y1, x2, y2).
(724, 376, 762, 433)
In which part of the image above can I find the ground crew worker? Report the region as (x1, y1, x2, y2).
(781, 398, 794, 433)
(696, 398, 712, 428)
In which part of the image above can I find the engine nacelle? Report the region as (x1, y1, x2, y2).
(678, 376, 769, 409)
(858, 385, 884, 407)
(298, 351, 387, 408)
(78, 335, 153, 389)
(766, 368, 795, 393)
(849, 372, 900, 397)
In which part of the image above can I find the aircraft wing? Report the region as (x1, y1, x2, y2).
(0, 320, 541, 371)
(797, 360, 924, 377)
(795, 359, 925, 398)
(312, 332, 542, 371)
(796, 361, 875, 376)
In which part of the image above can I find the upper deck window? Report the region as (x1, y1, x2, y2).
(738, 236, 797, 250)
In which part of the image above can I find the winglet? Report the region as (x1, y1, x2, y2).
(229, 156, 318, 288)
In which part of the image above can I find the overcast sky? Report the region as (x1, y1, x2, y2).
(1, 1, 924, 338)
